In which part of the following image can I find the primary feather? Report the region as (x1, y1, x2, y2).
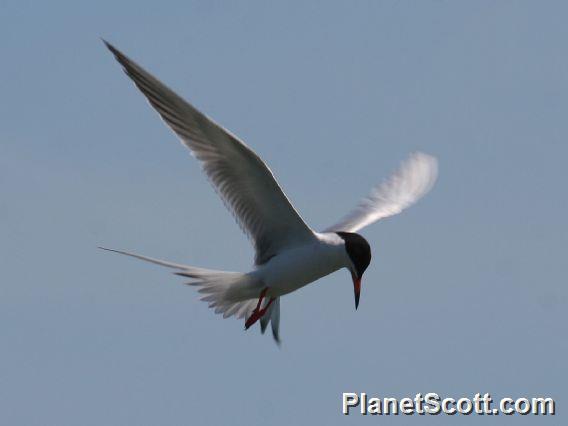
(103, 40, 316, 265)
(325, 152, 438, 233)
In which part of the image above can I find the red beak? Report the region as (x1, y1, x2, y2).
(352, 271, 361, 310)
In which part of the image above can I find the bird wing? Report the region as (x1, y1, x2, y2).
(104, 41, 316, 264)
(324, 152, 438, 233)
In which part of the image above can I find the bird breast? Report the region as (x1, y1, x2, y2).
(257, 237, 348, 297)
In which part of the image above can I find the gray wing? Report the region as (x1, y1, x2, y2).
(104, 41, 316, 264)
(325, 152, 438, 233)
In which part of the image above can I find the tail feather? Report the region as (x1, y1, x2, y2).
(260, 297, 281, 345)
(271, 297, 281, 344)
(99, 247, 262, 321)
(176, 270, 262, 320)
(98, 246, 193, 269)
(260, 308, 270, 333)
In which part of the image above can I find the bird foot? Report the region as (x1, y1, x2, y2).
(245, 308, 264, 329)
(245, 292, 275, 330)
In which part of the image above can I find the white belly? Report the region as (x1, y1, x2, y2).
(255, 237, 347, 297)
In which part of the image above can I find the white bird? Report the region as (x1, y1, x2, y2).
(101, 41, 438, 344)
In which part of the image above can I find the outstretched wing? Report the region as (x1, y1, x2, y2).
(104, 41, 316, 264)
(324, 152, 438, 233)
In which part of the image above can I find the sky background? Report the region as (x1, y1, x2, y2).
(1, 1, 566, 424)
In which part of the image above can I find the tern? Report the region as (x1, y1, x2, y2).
(101, 41, 438, 343)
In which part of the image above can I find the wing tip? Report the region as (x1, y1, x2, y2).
(101, 38, 119, 56)
(410, 151, 439, 190)
(411, 150, 438, 169)
(101, 38, 133, 72)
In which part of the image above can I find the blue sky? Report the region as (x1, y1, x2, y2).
(1, 1, 566, 424)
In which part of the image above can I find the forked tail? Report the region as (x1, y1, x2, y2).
(98, 247, 281, 342)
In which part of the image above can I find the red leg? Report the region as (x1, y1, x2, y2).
(245, 289, 275, 330)
(255, 288, 268, 311)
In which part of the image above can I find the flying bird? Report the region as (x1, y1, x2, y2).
(101, 41, 438, 344)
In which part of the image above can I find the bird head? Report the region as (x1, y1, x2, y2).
(336, 232, 371, 309)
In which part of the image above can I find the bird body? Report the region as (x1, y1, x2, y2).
(254, 232, 348, 298)
(101, 40, 438, 343)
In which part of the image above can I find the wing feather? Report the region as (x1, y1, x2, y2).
(104, 41, 315, 263)
(325, 152, 437, 233)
